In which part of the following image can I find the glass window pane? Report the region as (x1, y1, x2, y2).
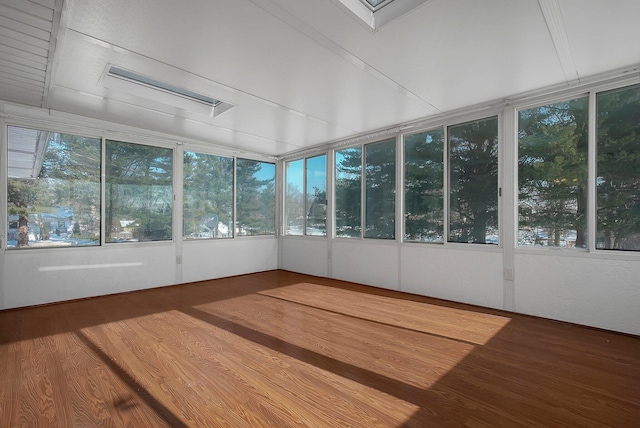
(365, 139, 396, 239)
(518, 98, 589, 248)
(285, 159, 304, 235)
(404, 129, 444, 243)
(449, 117, 499, 244)
(183, 152, 233, 239)
(597, 84, 640, 251)
(306, 155, 327, 236)
(105, 140, 173, 243)
(236, 159, 275, 236)
(335, 147, 362, 238)
(7, 126, 101, 248)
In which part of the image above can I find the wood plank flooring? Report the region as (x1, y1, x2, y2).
(1, 270, 639, 427)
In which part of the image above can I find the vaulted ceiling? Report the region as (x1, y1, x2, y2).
(1, 0, 639, 156)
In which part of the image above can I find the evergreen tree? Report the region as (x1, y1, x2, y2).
(105, 140, 173, 242)
(236, 159, 275, 235)
(183, 152, 233, 238)
(335, 148, 362, 237)
(364, 140, 396, 239)
(404, 129, 444, 242)
(7, 130, 101, 247)
(597, 85, 640, 249)
(518, 99, 588, 247)
(449, 118, 499, 244)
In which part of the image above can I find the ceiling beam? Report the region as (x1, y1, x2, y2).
(539, 0, 580, 84)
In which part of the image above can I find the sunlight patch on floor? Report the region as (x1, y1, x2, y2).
(259, 282, 511, 345)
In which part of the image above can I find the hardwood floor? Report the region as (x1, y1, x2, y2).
(1, 270, 638, 427)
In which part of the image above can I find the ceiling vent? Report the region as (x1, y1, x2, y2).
(102, 65, 234, 117)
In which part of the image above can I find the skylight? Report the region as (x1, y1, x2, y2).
(363, 0, 392, 9)
(337, 0, 430, 31)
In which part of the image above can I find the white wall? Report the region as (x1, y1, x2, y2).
(400, 245, 504, 310)
(1, 237, 278, 310)
(3, 75, 640, 335)
(284, 238, 505, 308)
(0, 104, 280, 310)
(515, 252, 640, 335)
(331, 240, 399, 290)
(280, 237, 329, 278)
(182, 237, 278, 283)
(2, 244, 177, 309)
(282, 238, 640, 335)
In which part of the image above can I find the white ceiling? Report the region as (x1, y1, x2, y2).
(1, 0, 639, 156)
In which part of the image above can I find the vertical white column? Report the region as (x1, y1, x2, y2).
(501, 108, 517, 311)
(396, 132, 404, 290)
(588, 91, 597, 252)
(326, 150, 334, 278)
(0, 116, 7, 308)
(276, 158, 285, 269)
(174, 142, 184, 284)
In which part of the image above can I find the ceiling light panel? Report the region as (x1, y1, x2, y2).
(102, 65, 234, 117)
(108, 66, 221, 106)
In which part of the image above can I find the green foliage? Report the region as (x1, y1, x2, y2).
(236, 159, 275, 235)
(7, 129, 101, 247)
(105, 140, 173, 242)
(449, 117, 499, 244)
(364, 139, 396, 239)
(404, 129, 444, 242)
(518, 98, 589, 247)
(597, 84, 640, 250)
(183, 152, 234, 238)
(335, 148, 362, 237)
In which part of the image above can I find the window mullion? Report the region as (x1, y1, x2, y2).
(233, 157, 237, 238)
(588, 91, 597, 252)
(360, 145, 365, 239)
(100, 136, 106, 246)
(303, 158, 308, 236)
(443, 126, 450, 245)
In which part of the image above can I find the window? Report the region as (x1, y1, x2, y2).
(449, 117, 499, 244)
(334, 140, 395, 240)
(285, 159, 304, 235)
(404, 128, 444, 243)
(518, 97, 589, 248)
(306, 155, 327, 236)
(236, 159, 276, 236)
(285, 155, 327, 236)
(596, 84, 640, 251)
(105, 140, 173, 242)
(7, 126, 101, 248)
(335, 147, 362, 238)
(183, 151, 234, 239)
(365, 139, 396, 239)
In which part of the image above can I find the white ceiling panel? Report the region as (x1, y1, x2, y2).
(2, 0, 639, 156)
(269, 0, 568, 111)
(0, 0, 60, 107)
(558, 0, 640, 77)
